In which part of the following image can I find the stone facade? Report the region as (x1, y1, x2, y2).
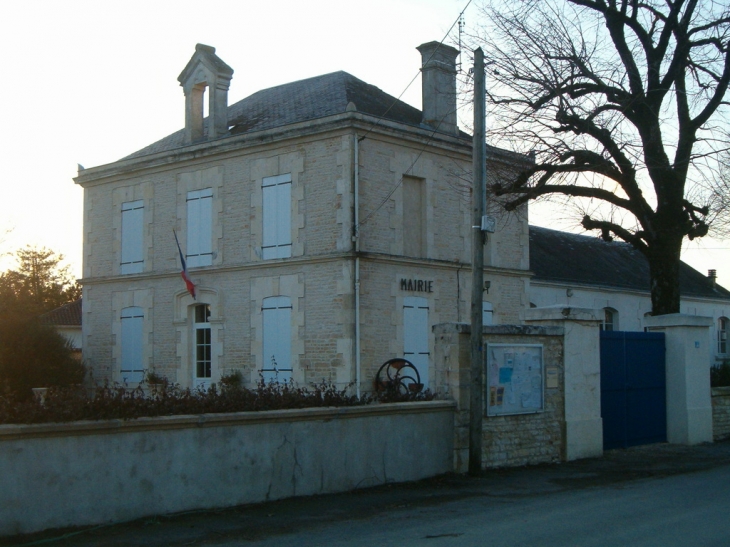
(75, 44, 532, 393)
(712, 387, 730, 441)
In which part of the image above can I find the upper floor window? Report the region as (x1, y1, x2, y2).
(601, 308, 617, 331)
(187, 188, 213, 267)
(719, 317, 728, 355)
(262, 174, 292, 259)
(120, 200, 144, 274)
(403, 176, 426, 257)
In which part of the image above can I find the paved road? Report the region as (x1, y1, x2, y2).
(236, 464, 730, 547)
(6, 441, 730, 547)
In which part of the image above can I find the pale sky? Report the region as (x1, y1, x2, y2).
(1, 0, 727, 288)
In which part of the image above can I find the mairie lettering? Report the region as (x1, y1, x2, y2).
(400, 278, 433, 293)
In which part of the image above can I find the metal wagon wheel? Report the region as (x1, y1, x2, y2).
(375, 358, 423, 395)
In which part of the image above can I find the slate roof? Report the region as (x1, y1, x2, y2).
(39, 299, 82, 327)
(124, 71, 435, 160)
(529, 226, 730, 300)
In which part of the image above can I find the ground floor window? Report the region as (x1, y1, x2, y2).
(403, 296, 429, 389)
(483, 301, 494, 326)
(120, 306, 144, 384)
(193, 304, 212, 387)
(601, 308, 617, 331)
(719, 317, 728, 355)
(262, 296, 293, 383)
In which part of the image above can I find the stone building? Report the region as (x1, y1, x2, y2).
(529, 226, 730, 366)
(75, 42, 532, 392)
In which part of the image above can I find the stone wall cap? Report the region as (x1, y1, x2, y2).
(0, 401, 456, 441)
(644, 313, 714, 328)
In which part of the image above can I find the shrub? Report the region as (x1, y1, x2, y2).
(0, 378, 435, 425)
(711, 360, 730, 388)
(219, 370, 243, 391)
(0, 317, 85, 400)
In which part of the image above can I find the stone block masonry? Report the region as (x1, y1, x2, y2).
(433, 323, 565, 470)
(712, 387, 730, 441)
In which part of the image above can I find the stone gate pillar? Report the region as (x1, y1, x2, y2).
(524, 306, 603, 460)
(644, 314, 713, 445)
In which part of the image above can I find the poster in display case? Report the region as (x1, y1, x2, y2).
(486, 344, 543, 416)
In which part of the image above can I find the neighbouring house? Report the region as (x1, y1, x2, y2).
(74, 42, 532, 391)
(528, 226, 730, 366)
(39, 299, 83, 360)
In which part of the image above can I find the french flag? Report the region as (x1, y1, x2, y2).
(173, 230, 196, 299)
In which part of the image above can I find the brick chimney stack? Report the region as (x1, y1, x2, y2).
(417, 41, 460, 136)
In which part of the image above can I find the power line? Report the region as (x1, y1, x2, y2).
(357, 0, 473, 144)
(355, 1, 476, 232)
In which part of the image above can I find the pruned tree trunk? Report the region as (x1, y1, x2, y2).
(646, 235, 683, 316)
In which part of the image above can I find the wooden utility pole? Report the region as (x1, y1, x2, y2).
(469, 47, 486, 476)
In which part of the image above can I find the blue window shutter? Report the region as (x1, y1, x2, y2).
(262, 296, 292, 383)
(187, 189, 213, 267)
(120, 306, 144, 383)
(121, 201, 144, 274)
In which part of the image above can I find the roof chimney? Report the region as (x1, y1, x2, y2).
(709, 269, 717, 287)
(417, 41, 460, 136)
(178, 44, 234, 144)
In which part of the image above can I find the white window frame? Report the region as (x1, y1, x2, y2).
(120, 200, 144, 274)
(719, 317, 728, 355)
(193, 304, 212, 388)
(601, 308, 617, 331)
(187, 188, 213, 267)
(262, 174, 292, 259)
(261, 296, 293, 383)
(120, 306, 144, 384)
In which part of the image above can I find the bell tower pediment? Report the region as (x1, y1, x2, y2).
(178, 44, 234, 144)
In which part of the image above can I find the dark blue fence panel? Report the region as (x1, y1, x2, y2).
(600, 331, 666, 450)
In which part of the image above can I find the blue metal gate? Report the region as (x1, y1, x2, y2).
(600, 331, 666, 450)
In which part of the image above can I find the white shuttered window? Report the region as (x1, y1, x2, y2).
(403, 296, 430, 389)
(120, 200, 144, 274)
(261, 296, 292, 383)
(187, 188, 213, 267)
(262, 174, 292, 259)
(120, 306, 144, 384)
(482, 301, 494, 325)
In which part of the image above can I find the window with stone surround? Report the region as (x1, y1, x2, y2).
(193, 304, 212, 388)
(403, 296, 430, 388)
(402, 176, 426, 257)
(262, 174, 292, 259)
(120, 306, 144, 384)
(186, 188, 213, 267)
(261, 296, 292, 383)
(120, 200, 144, 274)
(719, 317, 728, 355)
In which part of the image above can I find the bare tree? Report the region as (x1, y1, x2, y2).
(469, 0, 730, 314)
